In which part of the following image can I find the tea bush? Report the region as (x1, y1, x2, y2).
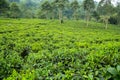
(0, 19, 120, 79)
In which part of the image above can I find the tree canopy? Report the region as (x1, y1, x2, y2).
(0, 0, 120, 25)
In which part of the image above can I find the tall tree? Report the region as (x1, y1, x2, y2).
(53, 0, 69, 23)
(24, 9, 35, 18)
(116, 2, 120, 24)
(51, 1, 58, 19)
(0, 0, 9, 15)
(41, 1, 52, 19)
(10, 2, 21, 18)
(83, 0, 95, 26)
(97, 0, 114, 29)
(71, 0, 79, 20)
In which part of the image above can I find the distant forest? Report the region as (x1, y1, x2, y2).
(0, 0, 120, 25)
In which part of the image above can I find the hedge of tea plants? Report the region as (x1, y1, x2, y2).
(0, 19, 120, 80)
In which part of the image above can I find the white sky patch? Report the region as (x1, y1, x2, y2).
(94, 0, 118, 6)
(94, 0, 101, 2)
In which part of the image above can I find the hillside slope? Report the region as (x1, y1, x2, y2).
(0, 19, 120, 80)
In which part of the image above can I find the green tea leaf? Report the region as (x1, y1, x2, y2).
(117, 65, 120, 72)
(88, 74, 93, 80)
(107, 67, 118, 76)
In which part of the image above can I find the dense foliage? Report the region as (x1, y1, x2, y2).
(0, 19, 120, 80)
(0, 0, 120, 25)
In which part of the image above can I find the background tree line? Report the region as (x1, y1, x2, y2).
(0, 0, 120, 25)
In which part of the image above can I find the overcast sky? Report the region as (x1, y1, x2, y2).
(94, 0, 119, 4)
(94, 0, 119, 5)
(94, 0, 117, 2)
(94, 0, 100, 2)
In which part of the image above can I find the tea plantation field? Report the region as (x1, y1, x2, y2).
(0, 19, 120, 80)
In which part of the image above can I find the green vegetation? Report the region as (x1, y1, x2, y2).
(83, 0, 95, 26)
(0, 0, 120, 80)
(0, 0, 120, 25)
(0, 19, 120, 80)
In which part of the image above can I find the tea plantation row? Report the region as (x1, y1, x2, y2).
(0, 19, 120, 80)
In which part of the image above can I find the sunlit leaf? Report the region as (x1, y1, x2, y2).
(107, 67, 118, 76)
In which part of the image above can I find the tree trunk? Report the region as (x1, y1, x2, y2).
(86, 11, 90, 27)
(52, 12, 55, 19)
(105, 23, 108, 29)
(73, 11, 76, 20)
(87, 20, 88, 27)
(45, 11, 49, 19)
(59, 9, 63, 24)
(73, 13, 75, 20)
(73, 10, 78, 20)
(105, 18, 108, 29)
